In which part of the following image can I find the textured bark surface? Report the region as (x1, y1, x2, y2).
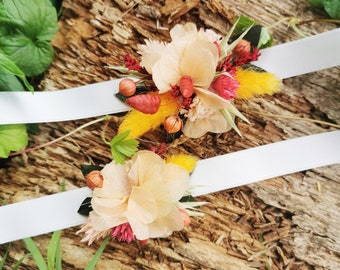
(0, 0, 339, 269)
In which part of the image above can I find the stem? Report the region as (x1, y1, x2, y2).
(298, 18, 340, 25)
(10, 116, 111, 157)
(266, 17, 291, 30)
(253, 111, 340, 129)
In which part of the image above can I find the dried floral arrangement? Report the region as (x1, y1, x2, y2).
(75, 18, 282, 246)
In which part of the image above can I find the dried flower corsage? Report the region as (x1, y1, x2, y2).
(112, 19, 281, 139)
(77, 150, 203, 245)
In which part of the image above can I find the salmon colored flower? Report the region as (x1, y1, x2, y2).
(138, 23, 219, 93)
(181, 87, 233, 138)
(78, 150, 190, 244)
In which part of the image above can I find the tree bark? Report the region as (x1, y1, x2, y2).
(0, 0, 339, 269)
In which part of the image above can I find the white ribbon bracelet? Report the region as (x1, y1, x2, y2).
(0, 29, 339, 244)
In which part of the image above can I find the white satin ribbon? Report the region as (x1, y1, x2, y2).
(0, 29, 339, 125)
(0, 29, 339, 244)
(0, 131, 339, 244)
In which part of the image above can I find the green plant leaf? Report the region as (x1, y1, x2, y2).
(0, 52, 34, 92)
(23, 238, 48, 270)
(0, 0, 58, 40)
(12, 252, 32, 270)
(0, 35, 54, 77)
(0, 124, 28, 158)
(85, 236, 110, 270)
(0, 68, 25, 91)
(80, 165, 104, 177)
(324, 0, 340, 19)
(0, 243, 11, 268)
(110, 131, 139, 164)
(78, 197, 93, 216)
(47, 230, 61, 270)
(309, 0, 340, 19)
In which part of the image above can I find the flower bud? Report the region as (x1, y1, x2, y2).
(179, 76, 194, 98)
(119, 78, 136, 96)
(85, 170, 104, 189)
(233, 39, 251, 57)
(179, 209, 191, 226)
(164, 115, 182, 134)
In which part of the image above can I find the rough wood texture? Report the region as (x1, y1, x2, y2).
(0, 0, 339, 269)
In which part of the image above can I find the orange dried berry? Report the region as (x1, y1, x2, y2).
(179, 208, 191, 226)
(85, 170, 104, 190)
(164, 115, 182, 133)
(179, 76, 194, 98)
(126, 94, 161, 114)
(233, 39, 251, 57)
(119, 78, 136, 97)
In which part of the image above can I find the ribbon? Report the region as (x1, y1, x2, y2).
(0, 29, 339, 125)
(0, 131, 339, 244)
(0, 29, 339, 244)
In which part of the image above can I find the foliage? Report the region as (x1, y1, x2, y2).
(110, 130, 139, 164)
(0, 0, 59, 158)
(309, 0, 340, 19)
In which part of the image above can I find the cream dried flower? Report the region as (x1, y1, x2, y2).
(80, 150, 190, 243)
(138, 22, 219, 93)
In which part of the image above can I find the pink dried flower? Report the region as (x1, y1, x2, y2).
(211, 72, 239, 100)
(111, 222, 135, 243)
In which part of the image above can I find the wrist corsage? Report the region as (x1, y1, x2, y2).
(112, 20, 281, 139)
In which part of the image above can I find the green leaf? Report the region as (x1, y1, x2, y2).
(110, 131, 139, 164)
(12, 253, 32, 270)
(0, 124, 28, 158)
(309, 0, 340, 19)
(220, 108, 242, 137)
(23, 238, 48, 270)
(309, 0, 324, 7)
(80, 165, 104, 177)
(0, 35, 54, 77)
(324, 0, 340, 19)
(78, 197, 93, 216)
(258, 27, 273, 48)
(232, 15, 273, 49)
(233, 15, 256, 36)
(0, 0, 58, 40)
(47, 230, 61, 270)
(0, 243, 10, 268)
(0, 52, 34, 91)
(0, 68, 25, 91)
(85, 236, 110, 270)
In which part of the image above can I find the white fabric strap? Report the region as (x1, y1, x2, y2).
(253, 28, 340, 79)
(0, 29, 339, 125)
(0, 130, 339, 244)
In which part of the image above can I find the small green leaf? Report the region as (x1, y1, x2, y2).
(309, 0, 324, 7)
(110, 131, 139, 164)
(78, 197, 93, 216)
(80, 165, 104, 176)
(324, 0, 340, 19)
(0, 124, 28, 158)
(85, 236, 110, 270)
(220, 108, 242, 137)
(0, 52, 34, 92)
(0, 68, 25, 91)
(233, 15, 256, 36)
(47, 230, 61, 270)
(258, 28, 273, 48)
(309, 0, 340, 19)
(12, 252, 32, 270)
(23, 238, 48, 270)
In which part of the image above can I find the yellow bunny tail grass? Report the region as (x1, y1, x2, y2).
(235, 67, 282, 99)
(166, 154, 199, 173)
(118, 92, 180, 139)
